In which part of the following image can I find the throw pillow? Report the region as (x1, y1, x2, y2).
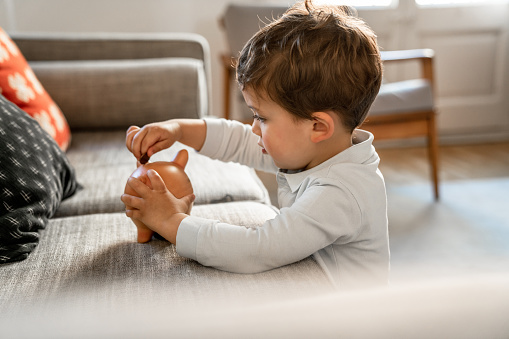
(0, 27, 71, 150)
(0, 94, 80, 264)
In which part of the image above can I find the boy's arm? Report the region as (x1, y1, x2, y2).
(175, 183, 363, 274)
(177, 119, 207, 151)
(199, 118, 278, 173)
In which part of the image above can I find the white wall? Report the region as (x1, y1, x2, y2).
(0, 0, 292, 119)
(2, 0, 508, 142)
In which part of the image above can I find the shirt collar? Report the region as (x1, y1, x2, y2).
(280, 129, 375, 193)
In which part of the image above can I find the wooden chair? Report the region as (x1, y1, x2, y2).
(362, 49, 440, 200)
(220, 4, 440, 200)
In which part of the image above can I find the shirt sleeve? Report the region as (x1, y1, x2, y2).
(176, 180, 362, 274)
(199, 118, 278, 174)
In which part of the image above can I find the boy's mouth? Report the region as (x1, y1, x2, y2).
(258, 143, 267, 154)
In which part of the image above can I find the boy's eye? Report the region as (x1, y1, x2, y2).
(253, 114, 266, 122)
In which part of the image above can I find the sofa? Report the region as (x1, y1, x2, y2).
(0, 31, 334, 299)
(1, 32, 509, 338)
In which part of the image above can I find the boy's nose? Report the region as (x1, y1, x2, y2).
(251, 119, 261, 136)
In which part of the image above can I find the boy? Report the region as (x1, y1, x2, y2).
(122, 0, 389, 288)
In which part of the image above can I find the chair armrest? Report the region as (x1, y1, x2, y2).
(381, 49, 435, 62)
(381, 49, 435, 83)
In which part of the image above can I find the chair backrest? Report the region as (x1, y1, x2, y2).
(222, 4, 289, 58)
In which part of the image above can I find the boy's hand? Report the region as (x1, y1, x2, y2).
(125, 122, 181, 163)
(121, 169, 195, 244)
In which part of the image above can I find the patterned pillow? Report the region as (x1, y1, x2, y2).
(0, 27, 71, 151)
(0, 94, 80, 263)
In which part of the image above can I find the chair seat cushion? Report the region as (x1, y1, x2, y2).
(369, 79, 433, 116)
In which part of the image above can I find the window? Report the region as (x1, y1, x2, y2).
(417, 0, 508, 5)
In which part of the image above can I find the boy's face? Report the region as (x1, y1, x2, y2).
(242, 87, 316, 171)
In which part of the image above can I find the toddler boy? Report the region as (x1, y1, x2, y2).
(122, 0, 389, 288)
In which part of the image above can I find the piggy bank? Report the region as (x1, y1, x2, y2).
(124, 149, 194, 243)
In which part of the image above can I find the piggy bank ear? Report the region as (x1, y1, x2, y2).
(172, 149, 189, 169)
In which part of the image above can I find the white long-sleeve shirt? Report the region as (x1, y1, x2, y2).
(177, 118, 389, 288)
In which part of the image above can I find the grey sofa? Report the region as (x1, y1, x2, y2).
(2, 32, 509, 338)
(0, 32, 332, 312)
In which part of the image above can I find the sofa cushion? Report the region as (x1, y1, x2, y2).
(0, 94, 79, 263)
(57, 131, 271, 217)
(30, 58, 207, 130)
(0, 203, 332, 313)
(0, 27, 71, 150)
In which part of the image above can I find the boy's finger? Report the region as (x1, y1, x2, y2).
(127, 125, 139, 134)
(125, 126, 140, 152)
(146, 139, 173, 159)
(121, 193, 144, 209)
(146, 170, 168, 192)
(125, 177, 151, 196)
(126, 208, 142, 220)
(131, 127, 149, 160)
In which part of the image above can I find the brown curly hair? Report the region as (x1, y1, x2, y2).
(236, 0, 382, 132)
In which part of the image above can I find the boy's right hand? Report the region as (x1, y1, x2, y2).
(125, 121, 182, 162)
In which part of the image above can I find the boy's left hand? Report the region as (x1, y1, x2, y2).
(121, 169, 195, 244)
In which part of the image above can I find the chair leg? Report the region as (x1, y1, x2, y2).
(427, 111, 440, 200)
(221, 54, 234, 120)
(223, 62, 231, 120)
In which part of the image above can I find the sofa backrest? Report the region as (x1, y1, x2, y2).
(12, 32, 211, 130)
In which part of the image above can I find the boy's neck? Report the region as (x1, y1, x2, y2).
(304, 131, 353, 171)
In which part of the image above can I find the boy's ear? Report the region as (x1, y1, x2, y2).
(310, 112, 335, 143)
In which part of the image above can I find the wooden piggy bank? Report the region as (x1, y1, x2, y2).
(124, 149, 194, 243)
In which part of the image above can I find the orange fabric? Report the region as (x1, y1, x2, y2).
(0, 27, 71, 150)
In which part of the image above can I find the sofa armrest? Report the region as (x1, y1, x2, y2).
(11, 33, 211, 129)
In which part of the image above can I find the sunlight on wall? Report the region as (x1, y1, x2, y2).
(313, 0, 508, 5)
(312, 0, 393, 6)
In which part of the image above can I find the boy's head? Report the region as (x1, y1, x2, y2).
(236, 0, 382, 132)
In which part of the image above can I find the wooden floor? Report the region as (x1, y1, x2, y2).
(377, 141, 509, 185)
(377, 141, 509, 283)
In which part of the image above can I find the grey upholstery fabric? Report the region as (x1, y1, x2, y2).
(13, 32, 211, 121)
(56, 131, 270, 217)
(31, 58, 207, 129)
(0, 203, 332, 314)
(12, 32, 209, 62)
(368, 79, 434, 116)
(223, 4, 288, 56)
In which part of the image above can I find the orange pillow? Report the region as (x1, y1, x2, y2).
(0, 27, 71, 150)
